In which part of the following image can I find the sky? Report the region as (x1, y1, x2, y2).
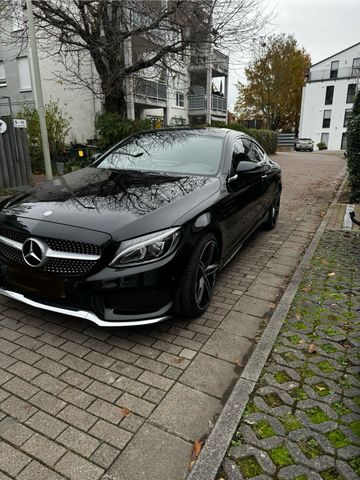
(227, 0, 360, 110)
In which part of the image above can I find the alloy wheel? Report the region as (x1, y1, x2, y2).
(194, 239, 219, 309)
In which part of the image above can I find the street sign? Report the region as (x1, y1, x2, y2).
(14, 119, 27, 129)
(0, 119, 7, 134)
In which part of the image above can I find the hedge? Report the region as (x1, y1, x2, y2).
(95, 113, 152, 150)
(211, 121, 278, 154)
(346, 91, 360, 202)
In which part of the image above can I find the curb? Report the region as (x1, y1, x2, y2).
(187, 170, 348, 480)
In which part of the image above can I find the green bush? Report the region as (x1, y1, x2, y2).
(211, 121, 278, 154)
(18, 100, 70, 173)
(95, 113, 152, 150)
(346, 92, 360, 202)
(317, 142, 327, 150)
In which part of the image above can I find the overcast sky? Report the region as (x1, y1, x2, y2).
(227, 0, 360, 110)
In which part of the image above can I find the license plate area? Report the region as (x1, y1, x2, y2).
(6, 266, 65, 299)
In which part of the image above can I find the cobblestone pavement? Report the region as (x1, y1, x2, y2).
(0, 152, 346, 480)
(219, 230, 360, 480)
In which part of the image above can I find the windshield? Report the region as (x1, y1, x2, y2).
(97, 131, 224, 176)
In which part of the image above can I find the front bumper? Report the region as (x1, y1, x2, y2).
(0, 250, 186, 326)
(0, 287, 171, 327)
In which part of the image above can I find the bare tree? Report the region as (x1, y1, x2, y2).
(0, 0, 270, 115)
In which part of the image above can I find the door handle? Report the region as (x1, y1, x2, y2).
(261, 174, 268, 179)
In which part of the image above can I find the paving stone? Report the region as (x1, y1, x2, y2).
(89, 419, 132, 449)
(32, 373, 67, 395)
(0, 416, 34, 446)
(0, 395, 38, 422)
(7, 361, 41, 381)
(3, 376, 39, 400)
(17, 460, 64, 480)
(118, 392, 155, 418)
(220, 311, 263, 339)
(57, 404, 97, 431)
(105, 424, 192, 480)
(34, 357, 68, 377)
(137, 370, 174, 392)
(201, 328, 254, 363)
(86, 379, 122, 403)
(57, 426, 100, 457)
(180, 352, 239, 399)
(55, 451, 104, 480)
(0, 441, 31, 476)
(150, 383, 222, 441)
(22, 433, 66, 466)
(88, 398, 124, 424)
(26, 411, 67, 439)
(90, 443, 120, 469)
(59, 385, 95, 409)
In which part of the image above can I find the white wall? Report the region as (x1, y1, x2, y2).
(37, 54, 101, 143)
(299, 43, 360, 150)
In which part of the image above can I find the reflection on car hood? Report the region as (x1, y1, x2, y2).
(2, 167, 221, 239)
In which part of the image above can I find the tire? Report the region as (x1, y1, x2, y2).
(264, 188, 281, 230)
(179, 233, 220, 318)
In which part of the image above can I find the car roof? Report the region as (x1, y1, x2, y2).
(133, 127, 242, 138)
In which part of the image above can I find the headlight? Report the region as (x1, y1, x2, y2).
(110, 227, 181, 267)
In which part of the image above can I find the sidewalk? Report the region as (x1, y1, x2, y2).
(218, 214, 360, 478)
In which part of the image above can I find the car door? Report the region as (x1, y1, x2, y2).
(220, 137, 265, 258)
(242, 137, 274, 217)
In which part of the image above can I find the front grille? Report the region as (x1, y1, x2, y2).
(0, 227, 101, 276)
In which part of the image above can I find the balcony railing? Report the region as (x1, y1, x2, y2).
(308, 66, 360, 82)
(188, 94, 227, 113)
(134, 78, 167, 101)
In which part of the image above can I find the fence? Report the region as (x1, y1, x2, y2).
(0, 117, 32, 188)
(277, 133, 295, 148)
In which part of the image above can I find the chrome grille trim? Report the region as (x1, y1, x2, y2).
(0, 235, 100, 261)
(0, 235, 23, 250)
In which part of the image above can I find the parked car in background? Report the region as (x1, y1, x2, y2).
(294, 138, 314, 151)
(0, 128, 281, 327)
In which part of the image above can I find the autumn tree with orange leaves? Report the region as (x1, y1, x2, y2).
(235, 34, 311, 131)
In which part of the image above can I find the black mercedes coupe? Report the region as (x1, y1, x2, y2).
(0, 128, 281, 327)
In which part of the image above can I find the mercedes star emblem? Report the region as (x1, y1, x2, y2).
(22, 238, 48, 268)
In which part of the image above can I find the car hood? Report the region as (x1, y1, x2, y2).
(2, 167, 221, 240)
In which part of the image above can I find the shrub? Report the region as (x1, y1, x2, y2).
(95, 113, 152, 150)
(317, 142, 327, 150)
(18, 100, 70, 173)
(346, 92, 360, 202)
(211, 122, 278, 154)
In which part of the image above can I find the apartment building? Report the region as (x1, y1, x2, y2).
(0, 2, 229, 143)
(299, 42, 360, 150)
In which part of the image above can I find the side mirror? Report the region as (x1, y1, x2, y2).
(91, 153, 102, 163)
(236, 161, 259, 174)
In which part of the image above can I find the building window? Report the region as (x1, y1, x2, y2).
(321, 133, 329, 147)
(330, 61, 339, 79)
(352, 58, 360, 77)
(341, 133, 347, 150)
(322, 110, 331, 128)
(346, 84, 356, 103)
(0, 61, 6, 87)
(344, 109, 352, 127)
(325, 85, 334, 105)
(17, 57, 32, 91)
(176, 92, 185, 107)
(12, 0, 25, 31)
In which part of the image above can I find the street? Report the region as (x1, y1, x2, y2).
(0, 151, 346, 480)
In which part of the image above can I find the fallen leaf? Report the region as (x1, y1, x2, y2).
(120, 407, 131, 417)
(188, 440, 203, 470)
(295, 313, 301, 321)
(308, 343, 317, 354)
(235, 358, 243, 368)
(268, 302, 276, 309)
(328, 272, 336, 277)
(173, 356, 185, 364)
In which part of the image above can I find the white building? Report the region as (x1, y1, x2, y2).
(299, 42, 360, 150)
(0, 2, 229, 144)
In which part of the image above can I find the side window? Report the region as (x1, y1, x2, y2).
(242, 138, 263, 163)
(231, 139, 246, 172)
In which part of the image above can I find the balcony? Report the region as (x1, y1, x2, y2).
(189, 48, 229, 76)
(308, 66, 360, 82)
(134, 78, 167, 103)
(188, 94, 227, 113)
